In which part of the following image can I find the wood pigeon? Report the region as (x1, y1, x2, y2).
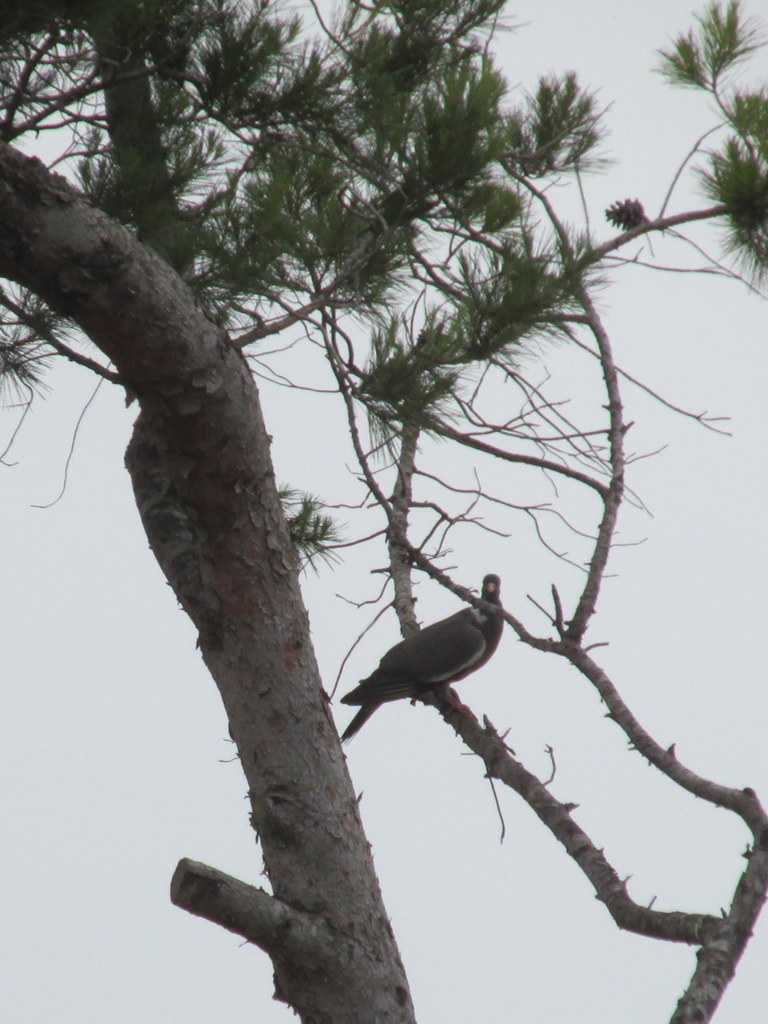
(340, 574, 503, 742)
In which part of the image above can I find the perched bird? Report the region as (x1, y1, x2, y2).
(340, 574, 503, 742)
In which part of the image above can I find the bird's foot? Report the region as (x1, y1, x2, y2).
(446, 687, 478, 720)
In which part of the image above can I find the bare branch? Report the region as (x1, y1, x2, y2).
(171, 858, 335, 962)
(671, 845, 768, 1024)
(562, 325, 732, 435)
(31, 376, 105, 509)
(592, 205, 732, 262)
(563, 643, 768, 833)
(388, 425, 420, 636)
(565, 290, 625, 640)
(0, 286, 122, 383)
(433, 419, 610, 497)
(423, 701, 722, 945)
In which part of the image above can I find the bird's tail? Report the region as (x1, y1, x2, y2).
(341, 703, 379, 743)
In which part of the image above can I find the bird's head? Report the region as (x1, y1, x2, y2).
(481, 574, 501, 600)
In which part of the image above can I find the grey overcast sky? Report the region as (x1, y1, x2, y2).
(3, 2, 767, 1022)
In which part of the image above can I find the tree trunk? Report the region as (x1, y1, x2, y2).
(0, 141, 415, 1024)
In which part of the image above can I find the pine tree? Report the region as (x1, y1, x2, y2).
(1, 3, 767, 1022)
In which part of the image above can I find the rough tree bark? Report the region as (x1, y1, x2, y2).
(0, 140, 414, 1024)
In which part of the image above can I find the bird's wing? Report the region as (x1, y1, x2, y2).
(379, 608, 485, 682)
(341, 609, 486, 706)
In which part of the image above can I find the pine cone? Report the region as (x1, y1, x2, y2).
(605, 198, 648, 229)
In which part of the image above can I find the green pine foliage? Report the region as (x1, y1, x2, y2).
(659, 1, 768, 281)
(361, 315, 463, 442)
(703, 138, 768, 276)
(658, 0, 761, 89)
(279, 487, 343, 570)
(1, 0, 767, 512)
(505, 72, 605, 176)
(453, 243, 574, 356)
(0, 286, 56, 398)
